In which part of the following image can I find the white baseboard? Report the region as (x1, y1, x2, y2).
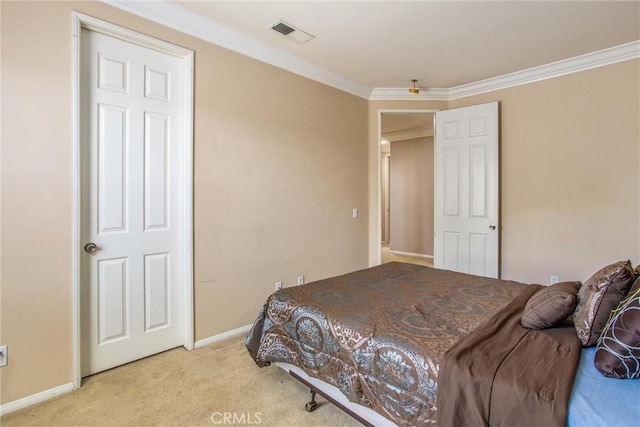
(389, 249, 434, 260)
(0, 382, 75, 416)
(0, 325, 253, 414)
(0, 324, 254, 415)
(194, 323, 253, 349)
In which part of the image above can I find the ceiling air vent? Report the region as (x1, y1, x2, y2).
(270, 20, 315, 44)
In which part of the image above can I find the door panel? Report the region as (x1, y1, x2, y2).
(443, 147, 460, 216)
(82, 29, 185, 376)
(470, 145, 487, 217)
(98, 104, 128, 233)
(443, 232, 460, 271)
(435, 102, 499, 278)
(144, 253, 170, 331)
(98, 257, 128, 343)
(144, 112, 169, 230)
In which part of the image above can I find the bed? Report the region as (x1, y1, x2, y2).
(246, 262, 639, 426)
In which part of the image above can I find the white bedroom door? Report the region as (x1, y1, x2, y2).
(81, 28, 187, 376)
(434, 102, 499, 278)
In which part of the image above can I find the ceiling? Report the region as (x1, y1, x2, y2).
(170, 1, 639, 92)
(108, 1, 640, 98)
(381, 113, 433, 136)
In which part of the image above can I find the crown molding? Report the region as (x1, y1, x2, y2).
(101, 0, 639, 102)
(447, 40, 640, 100)
(102, 0, 373, 99)
(369, 87, 449, 101)
(371, 41, 640, 101)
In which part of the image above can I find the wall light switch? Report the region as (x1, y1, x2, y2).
(297, 276, 304, 286)
(275, 281, 283, 291)
(352, 208, 358, 219)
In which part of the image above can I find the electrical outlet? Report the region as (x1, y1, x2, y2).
(0, 345, 7, 367)
(550, 275, 559, 285)
(275, 281, 283, 291)
(297, 276, 304, 286)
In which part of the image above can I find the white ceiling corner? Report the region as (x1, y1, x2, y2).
(103, 1, 640, 101)
(103, 0, 373, 98)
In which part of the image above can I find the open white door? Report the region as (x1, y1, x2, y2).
(434, 102, 499, 278)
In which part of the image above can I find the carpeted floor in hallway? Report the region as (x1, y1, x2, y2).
(381, 244, 433, 267)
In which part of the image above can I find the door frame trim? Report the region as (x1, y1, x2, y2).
(71, 12, 195, 388)
(375, 109, 439, 265)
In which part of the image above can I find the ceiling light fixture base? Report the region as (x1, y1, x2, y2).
(409, 79, 420, 94)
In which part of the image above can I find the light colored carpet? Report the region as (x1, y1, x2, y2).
(381, 245, 433, 268)
(1, 335, 362, 426)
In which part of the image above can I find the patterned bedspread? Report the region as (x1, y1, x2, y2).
(246, 262, 527, 425)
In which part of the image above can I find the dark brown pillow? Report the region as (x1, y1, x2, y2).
(521, 281, 581, 329)
(574, 260, 635, 347)
(594, 278, 640, 378)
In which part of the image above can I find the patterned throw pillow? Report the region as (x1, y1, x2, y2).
(594, 278, 640, 379)
(521, 281, 581, 329)
(573, 261, 635, 347)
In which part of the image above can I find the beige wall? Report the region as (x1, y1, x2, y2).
(2, 0, 639, 409)
(1, 1, 368, 404)
(448, 60, 639, 284)
(368, 62, 639, 283)
(389, 137, 434, 256)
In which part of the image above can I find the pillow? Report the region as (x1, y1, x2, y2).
(594, 277, 640, 378)
(574, 260, 635, 347)
(521, 281, 581, 329)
